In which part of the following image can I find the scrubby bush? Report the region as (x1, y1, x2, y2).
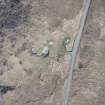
(0, 0, 30, 28)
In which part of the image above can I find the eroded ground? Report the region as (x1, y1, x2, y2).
(0, 0, 83, 105)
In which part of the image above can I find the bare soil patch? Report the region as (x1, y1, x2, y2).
(0, 0, 83, 104)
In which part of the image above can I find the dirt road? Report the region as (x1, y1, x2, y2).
(70, 0, 105, 105)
